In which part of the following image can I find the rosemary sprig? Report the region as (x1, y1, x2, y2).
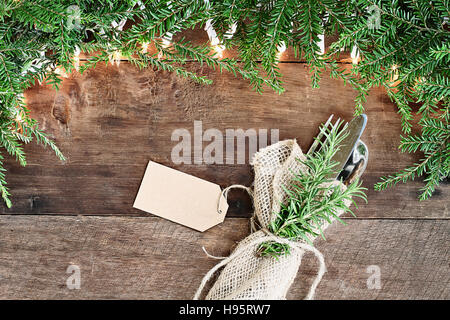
(258, 121, 368, 258)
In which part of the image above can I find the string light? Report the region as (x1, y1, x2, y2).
(391, 64, 399, 80)
(14, 94, 25, 132)
(54, 66, 69, 78)
(109, 50, 122, 66)
(204, 19, 236, 59)
(317, 34, 325, 55)
(157, 33, 173, 59)
(205, 19, 221, 57)
(161, 34, 172, 48)
(141, 41, 149, 53)
(15, 112, 22, 123)
(15, 111, 23, 133)
(350, 46, 360, 64)
(211, 44, 225, 58)
(73, 46, 80, 71)
(388, 64, 401, 88)
(277, 22, 293, 61)
(276, 42, 286, 61)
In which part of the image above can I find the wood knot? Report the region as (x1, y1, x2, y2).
(52, 93, 70, 125)
(30, 195, 43, 213)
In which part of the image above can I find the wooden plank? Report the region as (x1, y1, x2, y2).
(0, 215, 448, 299)
(2, 62, 448, 217)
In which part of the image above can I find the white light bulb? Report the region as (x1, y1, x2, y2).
(73, 46, 81, 71)
(350, 46, 360, 64)
(317, 34, 325, 55)
(276, 42, 287, 61)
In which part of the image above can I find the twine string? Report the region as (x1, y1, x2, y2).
(217, 184, 253, 214)
(199, 184, 326, 301)
(194, 232, 325, 300)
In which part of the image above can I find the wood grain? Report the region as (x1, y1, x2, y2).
(1, 62, 448, 218)
(0, 24, 447, 301)
(0, 215, 448, 299)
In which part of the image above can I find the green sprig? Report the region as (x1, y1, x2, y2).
(258, 120, 367, 258)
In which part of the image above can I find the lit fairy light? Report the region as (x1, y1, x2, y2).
(204, 19, 236, 58)
(157, 33, 173, 59)
(276, 41, 287, 61)
(54, 66, 69, 78)
(390, 64, 399, 81)
(205, 19, 221, 57)
(276, 21, 294, 61)
(317, 34, 325, 55)
(73, 46, 81, 71)
(15, 112, 22, 123)
(350, 46, 360, 64)
(161, 34, 172, 48)
(141, 41, 149, 53)
(14, 94, 25, 126)
(212, 45, 225, 58)
(109, 50, 122, 66)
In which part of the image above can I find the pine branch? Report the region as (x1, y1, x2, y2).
(0, 153, 11, 208)
(375, 116, 449, 200)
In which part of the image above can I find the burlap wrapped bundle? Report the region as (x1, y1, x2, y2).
(194, 139, 352, 300)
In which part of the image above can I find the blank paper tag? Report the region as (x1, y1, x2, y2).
(133, 161, 229, 232)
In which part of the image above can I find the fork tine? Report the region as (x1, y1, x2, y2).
(313, 116, 340, 155)
(307, 114, 333, 155)
(325, 117, 341, 148)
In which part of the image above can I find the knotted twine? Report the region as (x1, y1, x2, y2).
(194, 139, 352, 300)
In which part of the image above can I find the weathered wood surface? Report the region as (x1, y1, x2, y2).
(0, 44, 448, 300)
(2, 62, 448, 218)
(0, 215, 448, 299)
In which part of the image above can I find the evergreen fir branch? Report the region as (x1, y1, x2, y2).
(131, 52, 214, 85)
(157, 39, 280, 92)
(385, 87, 414, 134)
(367, 0, 444, 33)
(0, 153, 12, 208)
(23, 122, 66, 162)
(0, 54, 16, 93)
(375, 115, 449, 200)
(0, 128, 27, 166)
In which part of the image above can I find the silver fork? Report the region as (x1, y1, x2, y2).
(307, 114, 346, 155)
(307, 114, 368, 182)
(307, 114, 334, 155)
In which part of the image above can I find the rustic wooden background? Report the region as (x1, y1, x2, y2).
(0, 35, 448, 299)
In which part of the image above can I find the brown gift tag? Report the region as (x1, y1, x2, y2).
(133, 161, 229, 232)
